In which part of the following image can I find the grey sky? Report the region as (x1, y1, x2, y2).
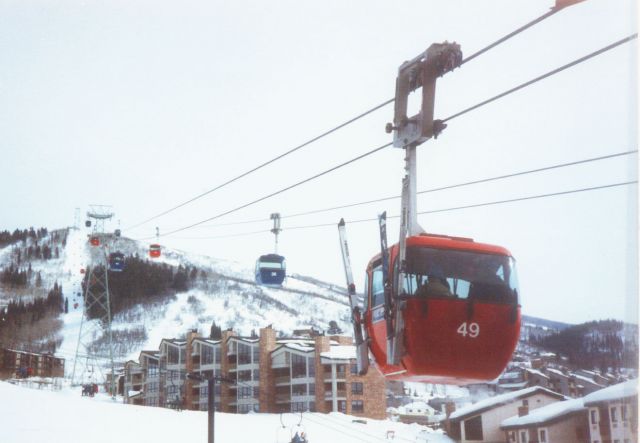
(0, 0, 637, 324)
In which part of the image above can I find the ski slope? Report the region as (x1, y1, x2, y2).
(0, 381, 454, 443)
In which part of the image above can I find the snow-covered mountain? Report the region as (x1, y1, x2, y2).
(0, 227, 353, 372)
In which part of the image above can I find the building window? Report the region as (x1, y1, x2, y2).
(238, 386, 254, 399)
(522, 399, 529, 407)
(238, 370, 251, 382)
(520, 430, 528, 443)
(292, 401, 307, 412)
(238, 343, 251, 365)
(464, 416, 483, 441)
(621, 404, 628, 421)
(292, 354, 307, 378)
(200, 386, 208, 397)
(292, 384, 306, 396)
(168, 346, 180, 364)
(308, 357, 315, 377)
(252, 369, 259, 381)
(214, 347, 221, 364)
(351, 382, 363, 395)
(508, 431, 516, 442)
(352, 400, 364, 413)
(252, 346, 260, 364)
(611, 406, 618, 423)
(539, 429, 547, 443)
(238, 404, 254, 413)
(338, 400, 347, 413)
(201, 346, 214, 365)
(350, 360, 358, 374)
(591, 409, 598, 424)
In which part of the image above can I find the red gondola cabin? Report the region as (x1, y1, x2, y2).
(364, 234, 521, 384)
(149, 244, 161, 258)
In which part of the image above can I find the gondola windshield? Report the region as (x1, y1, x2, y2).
(397, 247, 518, 303)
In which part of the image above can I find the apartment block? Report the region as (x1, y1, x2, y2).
(0, 348, 64, 379)
(124, 326, 386, 419)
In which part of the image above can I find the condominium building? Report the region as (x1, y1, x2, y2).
(139, 350, 160, 407)
(124, 327, 386, 419)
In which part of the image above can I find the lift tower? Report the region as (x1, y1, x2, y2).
(72, 205, 117, 397)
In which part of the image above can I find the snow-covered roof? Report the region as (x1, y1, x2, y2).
(450, 387, 565, 420)
(574, 374, 603, 386)
(500, 372, 523, 380)
(501, 398, 585, 428)
(498, 381, 529, 390)
(583, 380, 638, 406)
(282, 342, 315, 353)
(398, 401, 437, 415)
(227, 336, 260, 344)
(139, 350, 159, 358)
(160, 339, 186, 346)
(320, 345, 356, 361)
(525, 368, 549, 379)
(192, 338, 221, 345)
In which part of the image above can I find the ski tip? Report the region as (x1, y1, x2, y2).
(338, 218, 345, 227)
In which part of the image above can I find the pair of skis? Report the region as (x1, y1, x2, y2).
(338, 180, 408, 373)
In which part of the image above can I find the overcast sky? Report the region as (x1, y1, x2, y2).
(0, 0, 637, 325)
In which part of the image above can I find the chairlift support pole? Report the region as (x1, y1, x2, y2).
(73, 205, 116, 398)
(384, 42, 463, 365)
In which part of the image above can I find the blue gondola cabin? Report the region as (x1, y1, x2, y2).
(109, 252, 125, 272)
(255, 254, 286, 286)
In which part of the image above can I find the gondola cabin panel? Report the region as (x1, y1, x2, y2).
(363, 234, 521, 383)
(401, 298, 520, 384)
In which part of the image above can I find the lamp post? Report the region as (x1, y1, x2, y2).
(187, 373, 234, 443)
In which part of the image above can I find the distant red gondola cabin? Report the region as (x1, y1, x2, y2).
(149, 244, 161, 258)
(364, 234, 521, 384)
(89, 237, 100, 246)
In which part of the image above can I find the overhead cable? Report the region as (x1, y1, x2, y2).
(135, 33, 636, 240)
(136, 142, 393, 240)
(173, 180, 637, 239)
(124, 6, 569, 232)
(123, 99, 393, 232)
(178, 150, 638, 231)
(444, 33, 638, 122)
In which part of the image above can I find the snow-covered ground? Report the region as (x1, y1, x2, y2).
(0, 381, 454, 443)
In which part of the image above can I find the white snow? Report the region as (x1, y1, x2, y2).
(0, 381, 455, 443)
(501, 398, 585, 427)
(321, 345, 356, 360)
(449, 386, 563, 420)
(582, 379, 638, 405)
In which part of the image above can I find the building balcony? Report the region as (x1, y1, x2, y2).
(275, 376, 291, 385)
(325, 390, 347, 400)
(275, 394, 292, 404)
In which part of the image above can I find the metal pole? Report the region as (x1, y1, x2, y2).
(208, 378, 214, 443)
(405, 145, 424, 236)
